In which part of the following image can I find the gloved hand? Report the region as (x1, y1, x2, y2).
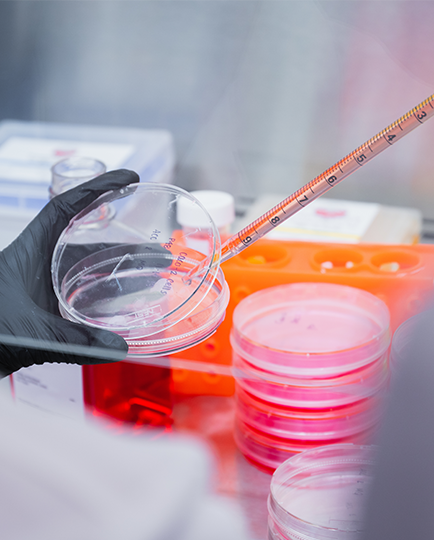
(0, 169, 139, 377)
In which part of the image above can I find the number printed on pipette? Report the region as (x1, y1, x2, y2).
(296, 194, 310, 207)
(414, 109, 428, 122)
(326, 174, 338, 185)
(240, 233, 254, 245)
(354, 153, 367, 165)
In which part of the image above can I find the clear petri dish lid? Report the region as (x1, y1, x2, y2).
(52, 183, 221, 338)
(231, 282, 391, 378)
(268, 443, 378, 539)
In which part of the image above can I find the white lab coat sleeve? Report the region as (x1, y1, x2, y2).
(0, 395, 250, 540)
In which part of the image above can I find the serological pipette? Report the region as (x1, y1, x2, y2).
(217, 93, 434, 265)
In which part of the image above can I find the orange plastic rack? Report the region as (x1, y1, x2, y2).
(171, 239, 434, 396)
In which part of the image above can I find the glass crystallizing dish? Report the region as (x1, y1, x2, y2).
(52, 183, 229, 357)
(268, 444, 377, 540)
(230, 282, 390, 470)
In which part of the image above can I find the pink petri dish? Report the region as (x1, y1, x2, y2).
(233, 351, 389, 409)
(234, 419, 378, 472)
(230, 282, 390, 379)
(235, 387, 384, 442)
(231, 283, 389, 470)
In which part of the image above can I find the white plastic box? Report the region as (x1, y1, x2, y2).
(0, 120, 175, 249)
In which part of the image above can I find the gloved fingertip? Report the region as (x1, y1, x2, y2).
(91, 329, 129, 361)
(94, 168, 139, 187)
(117, 168, 140, 184)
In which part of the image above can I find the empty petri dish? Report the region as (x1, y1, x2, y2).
(230, 283, 391, 379)
(52, 183, 229, 355)
(268, 444, 377, 539)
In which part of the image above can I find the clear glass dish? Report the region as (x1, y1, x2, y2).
(268, 443, 377, 539)
(52, 182, 229, 355)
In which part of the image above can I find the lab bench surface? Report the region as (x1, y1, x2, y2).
(172, 395, 271, 540)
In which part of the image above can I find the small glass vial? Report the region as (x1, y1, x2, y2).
(177, 190, 235, 255)
(50, 156, 106, 198)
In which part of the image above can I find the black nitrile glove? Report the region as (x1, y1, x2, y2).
(0, 169, 139, 377)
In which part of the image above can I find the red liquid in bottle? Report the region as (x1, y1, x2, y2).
(83, 362, 173, 428)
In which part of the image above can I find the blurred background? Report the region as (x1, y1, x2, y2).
(1, 0, 434, 217)
(2, 4, 434, 538)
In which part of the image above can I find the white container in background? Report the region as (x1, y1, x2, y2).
(177, 190, 235, 255)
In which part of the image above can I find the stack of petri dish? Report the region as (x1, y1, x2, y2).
(268, 443, 377, 540)
(231, 282, 390, 471)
